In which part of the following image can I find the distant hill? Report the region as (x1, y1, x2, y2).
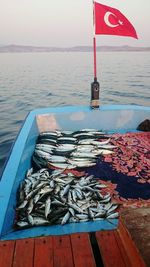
(0, 44, 149, 53)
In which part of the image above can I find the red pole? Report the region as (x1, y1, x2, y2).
(93, 36, 97, 80)
(93, 0, 97, 80)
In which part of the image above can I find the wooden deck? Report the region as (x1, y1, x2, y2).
(0, 220, 146, 267)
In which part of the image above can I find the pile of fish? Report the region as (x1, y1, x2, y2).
(15, 168, 119, 229)
(32, 129, 117, 170)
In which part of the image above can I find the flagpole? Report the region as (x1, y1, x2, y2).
(91, 0, 100, 109)
(93, 35, 97, 80)
(93, 0, 97, 80)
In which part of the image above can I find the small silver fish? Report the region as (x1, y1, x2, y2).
(76, 214, 89, 220)
(16, 221, 29, 228)
(45, 196, 51, 218)
(48, 162, 76, 169)
(107, 212, 119, 219)
(27, 199, 34, 214)
(68, 203, 84, 214)
(61, 212, 70, 225)
(32, 217, 49, 226)
(17, 200, 28, 209)
(61, 184, 70, 197)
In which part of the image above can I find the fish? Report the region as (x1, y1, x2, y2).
(91, 139, 111, 146)
(37, 139, 57, 146)
(27, 199, 34, 214)
(70, 152, 97, 158)
(16, 221, 29, 228)
(93, 149, 115, 155)
(61, 131, 74, 135)
(31, 216, 50, 226)
(48, 162, 76, 169)
(107, 212, 119, 219)
(17, 200, 28, 210)
(39, 131, 58, 137)
(76, 214, 89, 220)
(61, 184, 70, 197)
(15, 128, 119, 229)
(61, 212, 70, 225)
(45, 196, 51, 218)
(68, 160, 96, 168)
(57, 137, 77, 142)
(32, 129, 117, 170)
(76, 145, 95, 153)
(34, 149, 51, 159)
(49, 155, 67, 163)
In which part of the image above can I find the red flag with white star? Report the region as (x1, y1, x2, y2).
(94, 2, 138, 39)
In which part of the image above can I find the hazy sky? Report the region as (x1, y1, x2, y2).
(0, 0, 149, 47)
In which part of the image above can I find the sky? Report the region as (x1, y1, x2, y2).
(0, 0, 149, 47)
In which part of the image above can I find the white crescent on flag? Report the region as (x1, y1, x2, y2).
(104, 12, 122, 28)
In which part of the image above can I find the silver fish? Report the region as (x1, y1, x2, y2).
(71, 152, 96, 158)
(34, 149, 51, 159)
(16, 221, 29, 228)
(32, 217, 49, 226)
(48, 162, 76, 169)
(92, 139, 111, 146)
(94, 149, 115, 155)
(61, 184, 70, 197)
(107, 212, 119, 219)
(27, 199, 34, 214)
(61, 212, 70, 225)
(17, 200, 28, 210)
(76, 214, 89, 220)
(68, 203, 84, 214)
(58, 137, 77, 142)
(45, 196, 51, 218)
(49, 155, 67, 163)
(28, 214, 34, 225)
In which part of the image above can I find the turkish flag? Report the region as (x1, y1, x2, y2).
(94, 2, 138, 39)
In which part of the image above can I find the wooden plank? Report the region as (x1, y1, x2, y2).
(0, 240, 15, 267)
(13, 238, 34, 267)
(34, 237, 53, 267)
(96, 230, 126, 267)
(113, 230, 132, 267)
(117, 220, 146, 267)
(120, 208, 149, 267)
(71, 233, 96, 267)
(53, 235, 74, 267)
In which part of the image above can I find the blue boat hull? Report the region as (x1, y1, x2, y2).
(0, 105, 149, 240)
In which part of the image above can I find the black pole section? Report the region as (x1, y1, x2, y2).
(90, 77, 100, 109)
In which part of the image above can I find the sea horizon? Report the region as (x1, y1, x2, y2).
(0, 44, 150, 53)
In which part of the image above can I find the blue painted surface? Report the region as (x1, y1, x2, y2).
(0, 104, 149, 240)
(0, 113, 39, 237)
(30, 104, 150, 115)
(0, 220, 118, 241)
(1, 119, 39, 236)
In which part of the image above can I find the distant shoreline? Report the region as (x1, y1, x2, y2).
(0, 44, 149, 53)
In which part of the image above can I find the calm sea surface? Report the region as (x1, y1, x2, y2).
(0, 51, 150, 175)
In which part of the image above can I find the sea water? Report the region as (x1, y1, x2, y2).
(0, 51, 150, 175)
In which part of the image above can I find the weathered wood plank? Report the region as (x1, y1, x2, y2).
(96, 230, 126, 267)
(34, 237, 53, 267)
(0, 240, 15, 267)
(13, 238, 34, 267)
(117, 220, 146, 267)
(113, 230, 131, 267)
(53, 235, 74, 267)
(71, 233, 96, 267)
